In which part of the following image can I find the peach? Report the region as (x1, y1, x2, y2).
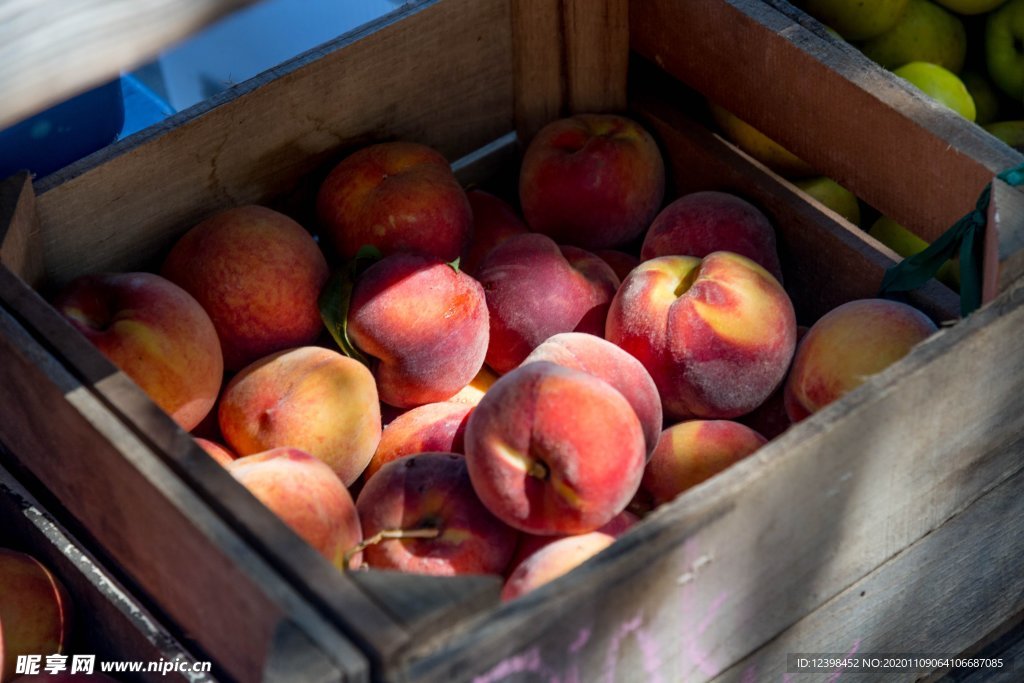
(477, 233, 619, 374)
(642, 420, 767, 506)
(785, 298, 938, 421)
(521, 332, 663, 457)
(347, 252, 489, 408)
(354, 452, 518, 576)
(316, 141, 472, 262)
(364, 401, 473, 482)
(218, 346, 382, 485)
(640, 191, 784, 283)
(464, 362, 646, 535)
(447, 365, 499, 406)
(508, 509, 638, 576)
(595, 249, 642, 282)
(606, 252, 797, 420)
(227, 448, 362, 569)
(501, 532, 615, 601)
(194, 437, 236, 467)
(161, 205, 329, 371)
(461, 190, 529, 276)
(51, 272, 223, 431)
(739, 325, 808, 440)
(519, 114, 665, 250)
(0, 549, 73, 681)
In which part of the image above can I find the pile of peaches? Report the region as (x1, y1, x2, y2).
(51, 114, 938, 600)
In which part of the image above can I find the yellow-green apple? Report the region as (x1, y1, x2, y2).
(460, 190, 529, 276)
(161, 205, 329, 371)
(0, 549, 73, 681)
(641, 420, 767, 507)
(51, 272, 223, 431)
(477, 233, 619, 374)
(869, 216, 960, 288)
(316, 141, 472, 262)
(986, 0, 1024, 98)
(464, 362, 646, 535)
(363, 401, 473, 482)
(501, 531, 615, 601)
(520, 332, 663, 457)
(507, 510, 637, 578)
(640, 191, 784, 282)
(347, 252, 489, 408)
(194, 437, 237, 467)
(860, 0, 967, 73)
(595, 249, 641, 282)
(227, 448, 362, 569)
(798, 0, 911, 39)
(354, 452, 519, 576)
(962, 71, 1002, 125)
(518, 114, 665, 250)
(794, 177, 862, 226)
(218, 346, 382, 485)
(893, 61, 976, 120)
(784, 298, 938, 421)
(985, 119, 1024, 152)
(708, 103, 816, 178)
(606, 252, 797, 420)
(935, 0, 1006, 12)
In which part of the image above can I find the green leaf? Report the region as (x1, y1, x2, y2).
(446, 256, 461, 273)
(318, 245, 383, 367)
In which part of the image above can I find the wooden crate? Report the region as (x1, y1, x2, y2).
(0, 453, 209, 683)
(1, 0, 1023, 681)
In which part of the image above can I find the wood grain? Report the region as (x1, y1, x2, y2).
(0, 172, 44, 288)
(0, 0, 258, 130)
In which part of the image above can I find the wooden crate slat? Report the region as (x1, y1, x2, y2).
(0, 172, 45, 288)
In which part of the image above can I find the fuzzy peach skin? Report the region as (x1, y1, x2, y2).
(219, 346, 382, 485)
(501, 531, 616, 602)
(461, 190, 529, 276)
(354, 452, 519, 576)
(447, 365, 499, 406)
(521, 332, 663, 457)
(641, 191, 784, 283)
(784, 298, 938, 422)
(52, 272, 223, 431)
(642, 420, 767, 506)
(607, 252, 797, 420)
(194, 437, 237, 467)
(316, 141, 472, 262)
(348, 252, 489, 408)
(363, 401, 473, 482)
(739, 325, 808, 440)
(161, 205, 329, 371)
(465, 362, 646, 535)
(477, 233, 619, 374)
(227, 448, 362, 569)
(519, 114, 665, 250)
(507, 509, 638, 577)
(0, 549, 73, 681)
(595, 249, 642, 283)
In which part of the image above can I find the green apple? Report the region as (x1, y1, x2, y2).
(707, 102, 816, 178)
(892, 61, 977, 120)
(934, 0, 1007, 13)
(860, 0, 967, 73)
(983, 119, 1024, 151)
(794, 177, 862, 226)
(986, 0, 1024, 99)
(961, 70, 1002, 124)
(869, 216, 960, 289)
(799, 0, 911, 40)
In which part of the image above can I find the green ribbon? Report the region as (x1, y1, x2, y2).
(879, 163, 1024, 318)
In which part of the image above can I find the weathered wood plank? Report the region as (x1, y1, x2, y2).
(0, 0, 259, 130)
(0, 172, 45, 288)
(562, 0, 628, 115)
(631, 0, 1024, 300)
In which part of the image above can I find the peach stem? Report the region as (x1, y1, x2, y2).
(343, 527, 441, 569)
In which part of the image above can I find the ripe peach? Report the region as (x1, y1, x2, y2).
(447, 365, 499, 406)
(51, 272, 223, 431)
(0, 550, 73, 681)
(227, 448, 362, 569)
(194, 437, 236, 467)
(642, 420, 767, 506)
(508, 509, 638, 576)
(477, 233, 619, 374)
(501, 531, 615, 601)
(354, 452, 518, 576)
(739, 325, 808, 440)
(521, 332, 663, 457)
(461, 190, 529, 276)
(161, 205, 328, 371)
(316, 141, 472, 262)
(606, 252, 797, 420)
(640, 191, 783, 283)
(595, 249, 642, 283)
(364, 401, 473, 482)
(347, 252, 489, 408)
(464, 362, 646, 535)
(785, 298, 938, 421)
(519, 114, 665, 249)
(218, 346, 382, 485)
